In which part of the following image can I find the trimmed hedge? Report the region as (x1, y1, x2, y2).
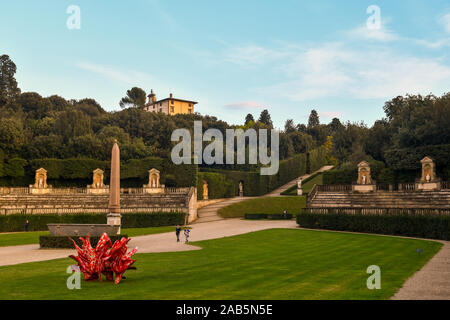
(0, 212, 186, 233)
(197, 172, 235, 200)
(40, 234, 128, 249)
(297, 210, 450, 240)
(204, 148, 327, 196)
(244, 213, 293, 220)
(1, 157, 198, 187)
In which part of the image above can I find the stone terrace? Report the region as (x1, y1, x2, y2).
(0, 189, 193, 215)
(308, 189, 450, 208)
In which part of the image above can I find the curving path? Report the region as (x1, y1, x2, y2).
(195, 165, 334, 223)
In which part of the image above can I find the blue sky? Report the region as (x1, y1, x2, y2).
(1, 0, 450, 128)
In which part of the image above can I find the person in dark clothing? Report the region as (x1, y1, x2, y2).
(24, 220, 29, 232)
(175, 225, 181, 242)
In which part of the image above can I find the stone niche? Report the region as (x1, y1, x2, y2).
(352, 161, 376, 193)
(416, 156, 441, 191)
(143, 168, 165, 194)
(29, 168, 52, 194)
(203, 180, 209, 200)
(87, 168, 109, 194)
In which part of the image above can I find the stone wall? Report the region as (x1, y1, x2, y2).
(0, 187, 198, 220)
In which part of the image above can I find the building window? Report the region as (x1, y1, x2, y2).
(170, 106, 174, 113)
(159, 108, 162, 112)
(171, 100, 174, 105)
(188, 109, 192, 114)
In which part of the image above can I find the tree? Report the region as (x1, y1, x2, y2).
(119, 87, 147, 109)
(0, 55, 21, 106)
(284, 119, 296, 133)
(258, 109, 273, 128)
(308, 109, 320, 128)
(245, 113, 254, 125)
(329, 117, 343, 132)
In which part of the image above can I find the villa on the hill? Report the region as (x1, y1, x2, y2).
(144, 90, 197, 115)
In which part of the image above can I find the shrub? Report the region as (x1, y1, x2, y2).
(0, 212, 186, 233)
(244, 213, 293, 220)
(297, 209, 450, 240)
(197, 172, 234, 200)
(39, 234, 128, 249)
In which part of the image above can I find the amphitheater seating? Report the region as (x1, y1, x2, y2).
(308, 190, 450, 209)
(0, 192, 190, 215)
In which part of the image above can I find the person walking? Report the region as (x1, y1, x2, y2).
(184, 227, 190, 243)
(24, 220, 29, 232)
(175, 225, 181, 242)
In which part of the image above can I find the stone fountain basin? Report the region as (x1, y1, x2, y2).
(47, 223, 120, 237)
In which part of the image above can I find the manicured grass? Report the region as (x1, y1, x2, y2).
(282, 172, 323, 196)
(0, 226, 178, 247)
(218, 196, 306, 218)
(0, 229, 441, 300)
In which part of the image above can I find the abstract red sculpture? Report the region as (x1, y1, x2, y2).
(69, 233, 137, 284)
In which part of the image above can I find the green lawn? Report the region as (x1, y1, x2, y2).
(0, 226, 178, 247)
(0, 229, 441, 300)
(218, 196, 306, 218)
(282, 172, 323, 196)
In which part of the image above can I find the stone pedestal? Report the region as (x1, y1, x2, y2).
(143, 168, 165, 194)
(415, 156, 441, 191)
(352, 184, 376, 193)
(87, 168, 109, 194)
(107, 213, 122, 234)
(29, 168, 52, 194)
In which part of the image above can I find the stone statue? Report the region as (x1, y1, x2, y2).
(239, 182, 243, 197)
(203, 180, 208, 200)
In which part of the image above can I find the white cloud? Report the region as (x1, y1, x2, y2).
(224, 45, 288, 66)
(347, 23, 398, 42)
(223, 101, 266, 110)
(76, 62, 153, 84)
(254, 42, 450, 102)
(440, 13, 450, 33)
(319, 111, 343, 119)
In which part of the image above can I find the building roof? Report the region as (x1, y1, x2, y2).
(149, 97, 198, 105)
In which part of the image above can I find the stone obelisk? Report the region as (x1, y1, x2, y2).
(107, 140, 121, 234)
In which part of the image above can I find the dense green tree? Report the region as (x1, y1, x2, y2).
(308, 109, 320, 128)
(258, 109, 273, 128)
(53, 109, 92, 142)
(0, 55, 21, 106)
(245, 113, 254, 125)
(119, 87, 147, 109)
(0, 118, 25, 156)
(284, 119, 296, 133)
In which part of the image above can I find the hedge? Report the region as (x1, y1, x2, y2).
(203, 148, 328, 196)
(197, 172, 234, 200)
(0, 212, 186, 233)
(0, 157, 198, 187)
(321, 159, 410, 185)
(39, 234, 128, 249)
(297, 210, 450, 240)
(244, 213, 293, 220)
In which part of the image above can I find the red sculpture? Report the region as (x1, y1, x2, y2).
(69, 233, 137, 284)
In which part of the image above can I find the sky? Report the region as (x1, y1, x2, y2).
(1, 0, 450, 129)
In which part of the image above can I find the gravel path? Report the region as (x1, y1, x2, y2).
(0, 219, 297, 267)
(391, 240, 450, 300)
